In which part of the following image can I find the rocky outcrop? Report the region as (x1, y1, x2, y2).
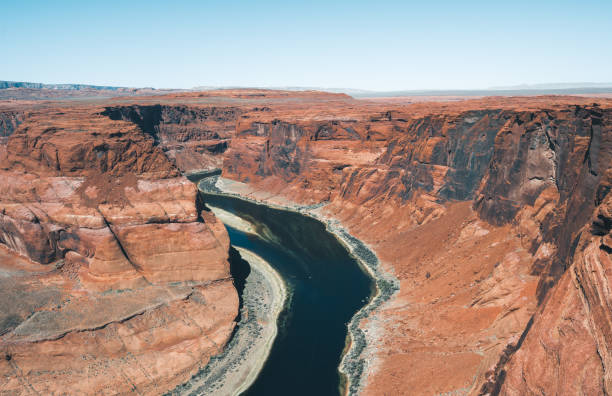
(101, 105, 242, 173)
(0, 111, 23, 138)
(471, 106, 612, 395)
(2, 109, 177, 178)
(475, 106, 611, 298)
(0, 107, 238, 394)
(499, 193, 612, 395)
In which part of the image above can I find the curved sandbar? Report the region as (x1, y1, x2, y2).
(230, 247, 287, 395)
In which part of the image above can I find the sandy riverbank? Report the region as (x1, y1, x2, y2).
(230, 247, 287, 395)
(208, 206, 257, 235)
(169, 238, 286, 395)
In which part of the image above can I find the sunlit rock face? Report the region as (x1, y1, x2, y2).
(0, 107, 237, 394)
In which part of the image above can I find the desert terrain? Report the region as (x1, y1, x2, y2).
(0, 88, 611, 395)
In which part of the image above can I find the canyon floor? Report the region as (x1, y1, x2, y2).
(0, 89, 611, 395)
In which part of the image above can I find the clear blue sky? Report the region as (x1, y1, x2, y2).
(1, 0, 611, 90)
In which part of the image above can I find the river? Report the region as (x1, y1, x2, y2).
(199, 191, 374, 395)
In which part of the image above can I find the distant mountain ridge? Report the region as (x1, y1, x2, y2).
(193, 84, 612, 97)
(0, 80, 135, 90)
(489, 82, 612, 90)
(2, 80, 612, 98)
(348, 87, 612, 98)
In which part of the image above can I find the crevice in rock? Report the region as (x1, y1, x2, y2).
(478, 316, 535, 395)
(227, 246, 250, 328)
(97, 208, 146, 276)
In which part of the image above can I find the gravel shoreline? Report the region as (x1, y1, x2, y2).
(197, 175, 400, 395)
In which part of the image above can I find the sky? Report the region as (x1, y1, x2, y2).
(1, 0, 612, 91)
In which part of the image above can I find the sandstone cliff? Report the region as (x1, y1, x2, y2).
(500, 194, 612, 394)
(0, 107, 238, 394)
(101, 105, 241, 173)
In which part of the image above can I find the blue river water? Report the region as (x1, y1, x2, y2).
(200, 192, 373, 396)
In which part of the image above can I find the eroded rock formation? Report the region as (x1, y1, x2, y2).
(101, 105, 241, 172)
(0, 111, 23, 138)
(0, 107, 237, 394)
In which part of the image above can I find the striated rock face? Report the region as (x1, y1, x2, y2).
(472, 107, 612, 395)
(474, 106, 611, 298)
(497, 184, 612, 395)
(101, 105, 242, 173)
(218, 105, 545, 393)
(0, 107, 238, 394)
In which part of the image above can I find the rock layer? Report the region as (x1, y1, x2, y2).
(101, 105, 242, 173)
(0, 107, 238, 394)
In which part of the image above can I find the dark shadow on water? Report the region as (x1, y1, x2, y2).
(228, 246, 251, 324)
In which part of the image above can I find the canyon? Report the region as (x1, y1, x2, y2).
(0, 89, 611, 395)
